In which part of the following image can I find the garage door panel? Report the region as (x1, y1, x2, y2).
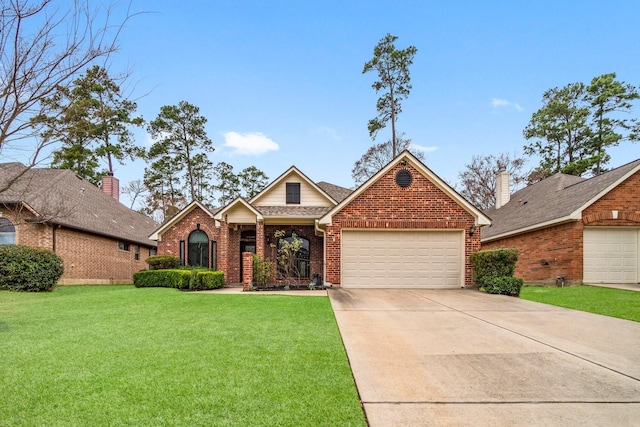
(342, 230, 463, 289)
(584, 228, 639, 284)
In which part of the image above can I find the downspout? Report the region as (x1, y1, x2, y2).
(52, 224, 57, 253)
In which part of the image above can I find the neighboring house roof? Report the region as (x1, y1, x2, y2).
(149, 200, 217, 241)
(0, 162, 158, 247)
(482, 158, 640, 242)
(319, 150, 492, 226)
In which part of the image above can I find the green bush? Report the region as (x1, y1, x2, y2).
(470, 248, 519, 285)
(133, 269, 225, 291)
(0, 245, 64, 292)
(483, 276, 524, 296)
(145, 254, 181, 270)
(198, 271, 225, 290)
(133, 269, 191, 289)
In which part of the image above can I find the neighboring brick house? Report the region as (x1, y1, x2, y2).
(0, 162, 157, 284)
(151, 151, 491, 289)
(481, 159, 640, 285)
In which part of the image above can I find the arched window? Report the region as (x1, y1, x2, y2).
(0, 218, 16, 244)
(279, 235, 310, 278)
(188, 229, 209, 267)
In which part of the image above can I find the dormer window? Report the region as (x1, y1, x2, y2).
(286, 182, 301, 204)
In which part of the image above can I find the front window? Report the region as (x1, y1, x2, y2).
(0, 218, 16, 244)
(188, 230, 209, 267)
(278, 235, 310, 278)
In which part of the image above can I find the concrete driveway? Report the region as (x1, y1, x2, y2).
(329, 289, 640, 426)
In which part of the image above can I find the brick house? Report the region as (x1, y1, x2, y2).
(481, 159, 640, 285)
(151, 151, 491, 289)
(0, 162, 157, 284)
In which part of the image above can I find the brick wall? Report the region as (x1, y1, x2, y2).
(583, 169, 640, 226)
(481, 221, 583, 285)
(325, 163, 480, 286)
(1, 208, 152, 285)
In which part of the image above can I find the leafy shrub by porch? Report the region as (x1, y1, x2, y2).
(0, 245, 64, 292)
(133, 269, 224, 290)
(145, 254, 181, 269)
(482, 276, 524, 296)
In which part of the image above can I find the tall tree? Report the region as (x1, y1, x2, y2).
(363, 33, 417, 157)
(585, 73, 640, 175)
(238, 166, 269, 199)
(523, 82, 593, 177)
(33, 66, 144, 184)
(0, 0, 138, 164)
(142, 156, 186, 223)
(523, 73, 640, 177)
(351, 135, 423, 186)
(147, 101, 214, 202)
(456, 153, 528, 211)
(212, 162, 240, 207)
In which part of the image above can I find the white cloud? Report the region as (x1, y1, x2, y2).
(491, 98, 523, 111)
(410, 143, 438, 153)
(313, 126, 342, 141)
(222, 131, 279, 155)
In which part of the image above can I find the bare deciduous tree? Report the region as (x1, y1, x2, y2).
(0, 0, 139, 169)
(456, 152, 528, 211)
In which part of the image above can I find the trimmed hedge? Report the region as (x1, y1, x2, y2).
(482, 276, 523, 296)
(133, 269, 225, 291)
(0, 245, 64, 292)
(470, 248, 522, 296)
(145, 254, 181, 270)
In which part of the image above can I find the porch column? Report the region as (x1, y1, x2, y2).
(256, 220, 265, 257)
(242, 252, 253, 291)
(218, 220, 230, 277)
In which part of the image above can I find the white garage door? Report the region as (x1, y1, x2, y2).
(341, 230, 463, 288)
(584, 228, 639, 284)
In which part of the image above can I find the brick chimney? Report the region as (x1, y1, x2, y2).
(495, 169, 510, 209)
(101, 173, 120, 202)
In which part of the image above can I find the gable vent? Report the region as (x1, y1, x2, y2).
(396, 170, 413, 188)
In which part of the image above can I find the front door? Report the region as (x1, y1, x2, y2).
(240, 242, 257, 282)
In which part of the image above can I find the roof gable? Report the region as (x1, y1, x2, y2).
(149, 200, 214, 241)
(319, 151, 491, 226)
(250, 166, 336, 207)
(482, 158, 640, 241)
(213, 197, 263, 223)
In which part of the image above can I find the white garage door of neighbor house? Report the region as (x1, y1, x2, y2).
(584, 228, 639, 284)
(341, 230, 463, 288)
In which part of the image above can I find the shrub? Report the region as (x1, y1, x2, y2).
(198, 271, 225, 290)
(470, 248, 519, 286)
(133, 269, 224, 291)
(252, 254, 272, 289)
(483, 276, 524, 296)
(145, 254, 181, 270)
(0, 245, 64, 292)
(133, 269, 191, 289)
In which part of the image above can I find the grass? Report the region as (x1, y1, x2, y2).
(0, 286, 366, 426)
(520, 285, 640, 322)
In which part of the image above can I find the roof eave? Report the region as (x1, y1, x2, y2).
(481, 215, 579, 243)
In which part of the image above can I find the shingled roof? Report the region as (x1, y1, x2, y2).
(0, 163, 157, 247)
(316, 181, 352, 203)
(482, 159, 640, 241)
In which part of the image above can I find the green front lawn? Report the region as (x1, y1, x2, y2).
(0, 286, 366, 426)
(520, 285, 640, 322)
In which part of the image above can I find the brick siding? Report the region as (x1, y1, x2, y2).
(1, 208, 153, 285)
(481, 169, 640, 284)
(325, 163, 480, 286)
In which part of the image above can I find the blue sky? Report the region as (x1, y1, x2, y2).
(9, 1, 640, 207)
